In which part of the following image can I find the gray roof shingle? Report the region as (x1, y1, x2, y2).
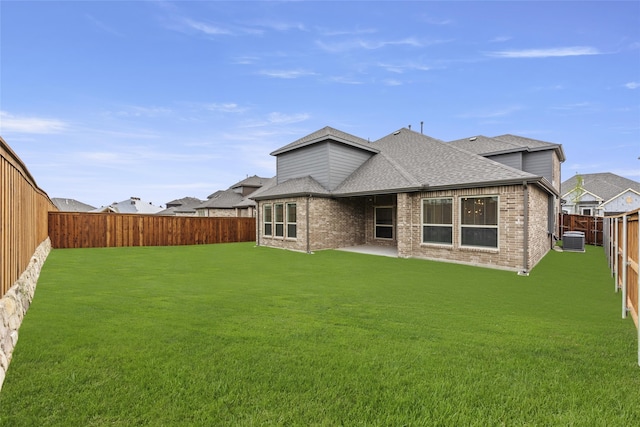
(449, 134, 565, 162)
(561, 172, 640, 201)
(252, 176, 330, 200)
(333, 129, 537, 196)
(270, 126, 377, 156)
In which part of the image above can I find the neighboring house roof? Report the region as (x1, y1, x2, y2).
(230, 175, 272, 189)
(271, 126, 377, 156)
(92, 197, 163, 214)
(234, 177, 277, 206)
(51, 198, 96, 212)
(449, 134, 566, 161)
(561, 173, 640, 202)
(198, 190, 245, 209)
(255, 128, 543, 200)
(157, 197, 203, 215)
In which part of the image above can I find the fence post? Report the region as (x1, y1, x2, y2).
(637, 212, 640, 367)
(622, 215, 628, 318)
(614, 218, 619, 293)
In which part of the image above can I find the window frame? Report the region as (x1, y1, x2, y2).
(421, 197, 453, 246)
(286, 203, 297, 239)
(374, 206, 394, 240)
(274, 203, 284, 237)
(459, 195, 499, 249)
(263, 204, 273, 237)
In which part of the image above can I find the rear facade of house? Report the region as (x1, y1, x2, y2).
(253, 127, 565, 273)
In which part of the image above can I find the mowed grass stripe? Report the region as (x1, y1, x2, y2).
(1, 243, 638, 425)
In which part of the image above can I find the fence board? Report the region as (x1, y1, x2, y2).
(1, 137, 56, 297)
(48, 212, 256, 249)
(559, 213, 603, 246)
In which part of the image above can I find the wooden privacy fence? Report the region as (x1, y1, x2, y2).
(603, 208, 639, 366)
(1, 137, 56, 297)
(559, 213, 603, 246)
(49, 212, 256, 249)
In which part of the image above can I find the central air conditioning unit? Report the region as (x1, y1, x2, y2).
(563, 231, 585, 252)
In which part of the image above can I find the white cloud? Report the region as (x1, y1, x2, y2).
(316, 37, 444, 53)
(204, 103, 247, 113)
(551, 102, 594, 111)
(486, 46, 601, 58)
(240, 112, 310, 128)
(0, 111, 69, 134)
(258, 69, 317, 79)
(383, 79, 403, 86)
(625, 82, 640, 89)
(183, 18, 232, 35)
(377, 61, 432, 74)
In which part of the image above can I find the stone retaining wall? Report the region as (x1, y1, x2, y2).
(0, 238, 51, 391)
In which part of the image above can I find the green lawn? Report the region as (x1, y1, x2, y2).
(1, 243, 638, 425)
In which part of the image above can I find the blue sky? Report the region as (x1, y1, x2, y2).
(1, 1, 638, 208)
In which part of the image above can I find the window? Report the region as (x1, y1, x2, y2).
(375, 207, 393, 239)
(286, 203, 297, 238)
(581, 208, 592, 216)
(263, 204, 272, 236)
(460, 196, 498, 248)
(274, 203, 284, 237)
(422, 198, 453, 245)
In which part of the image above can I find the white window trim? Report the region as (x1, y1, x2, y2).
(459, 195, 499, 250)
(421, 197, 454, 246)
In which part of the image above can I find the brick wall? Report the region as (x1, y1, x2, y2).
(399, 185, 532, 271)
(528, 185, 553, 269)
(258, 184, 553, 272)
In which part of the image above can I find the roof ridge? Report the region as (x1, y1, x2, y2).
(378, 150, 423, 187)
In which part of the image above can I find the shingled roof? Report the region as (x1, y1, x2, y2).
(561, 172, 640, 201)
(449, 134, 566, 162)
(270, 126, 377, 156)
(334, 129, 538, 196)
(254, 127, 546, 200)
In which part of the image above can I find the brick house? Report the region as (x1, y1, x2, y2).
(252, 127, 565, 273)
(195, 175, 274, 218)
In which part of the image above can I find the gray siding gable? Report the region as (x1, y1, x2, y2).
(523, 150, 553, 184)
(485, 152, 523, 170)
(276, 140, 374, 191)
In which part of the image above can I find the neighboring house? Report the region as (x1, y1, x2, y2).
(51, 198, 96, 212)
(195, 175, 273, 218)
(92, 197, 163, 214)
(561, 172, 640, 216)
(251, 126, 565, 273)
(157, 197, 204, 216)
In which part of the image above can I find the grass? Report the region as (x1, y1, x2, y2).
(0, 242, 639, 426)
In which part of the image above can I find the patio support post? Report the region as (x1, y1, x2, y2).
(622, 215, 628, 319)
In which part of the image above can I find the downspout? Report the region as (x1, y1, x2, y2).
(522, 181, 529, 275)
(306, 195, 311, 254)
